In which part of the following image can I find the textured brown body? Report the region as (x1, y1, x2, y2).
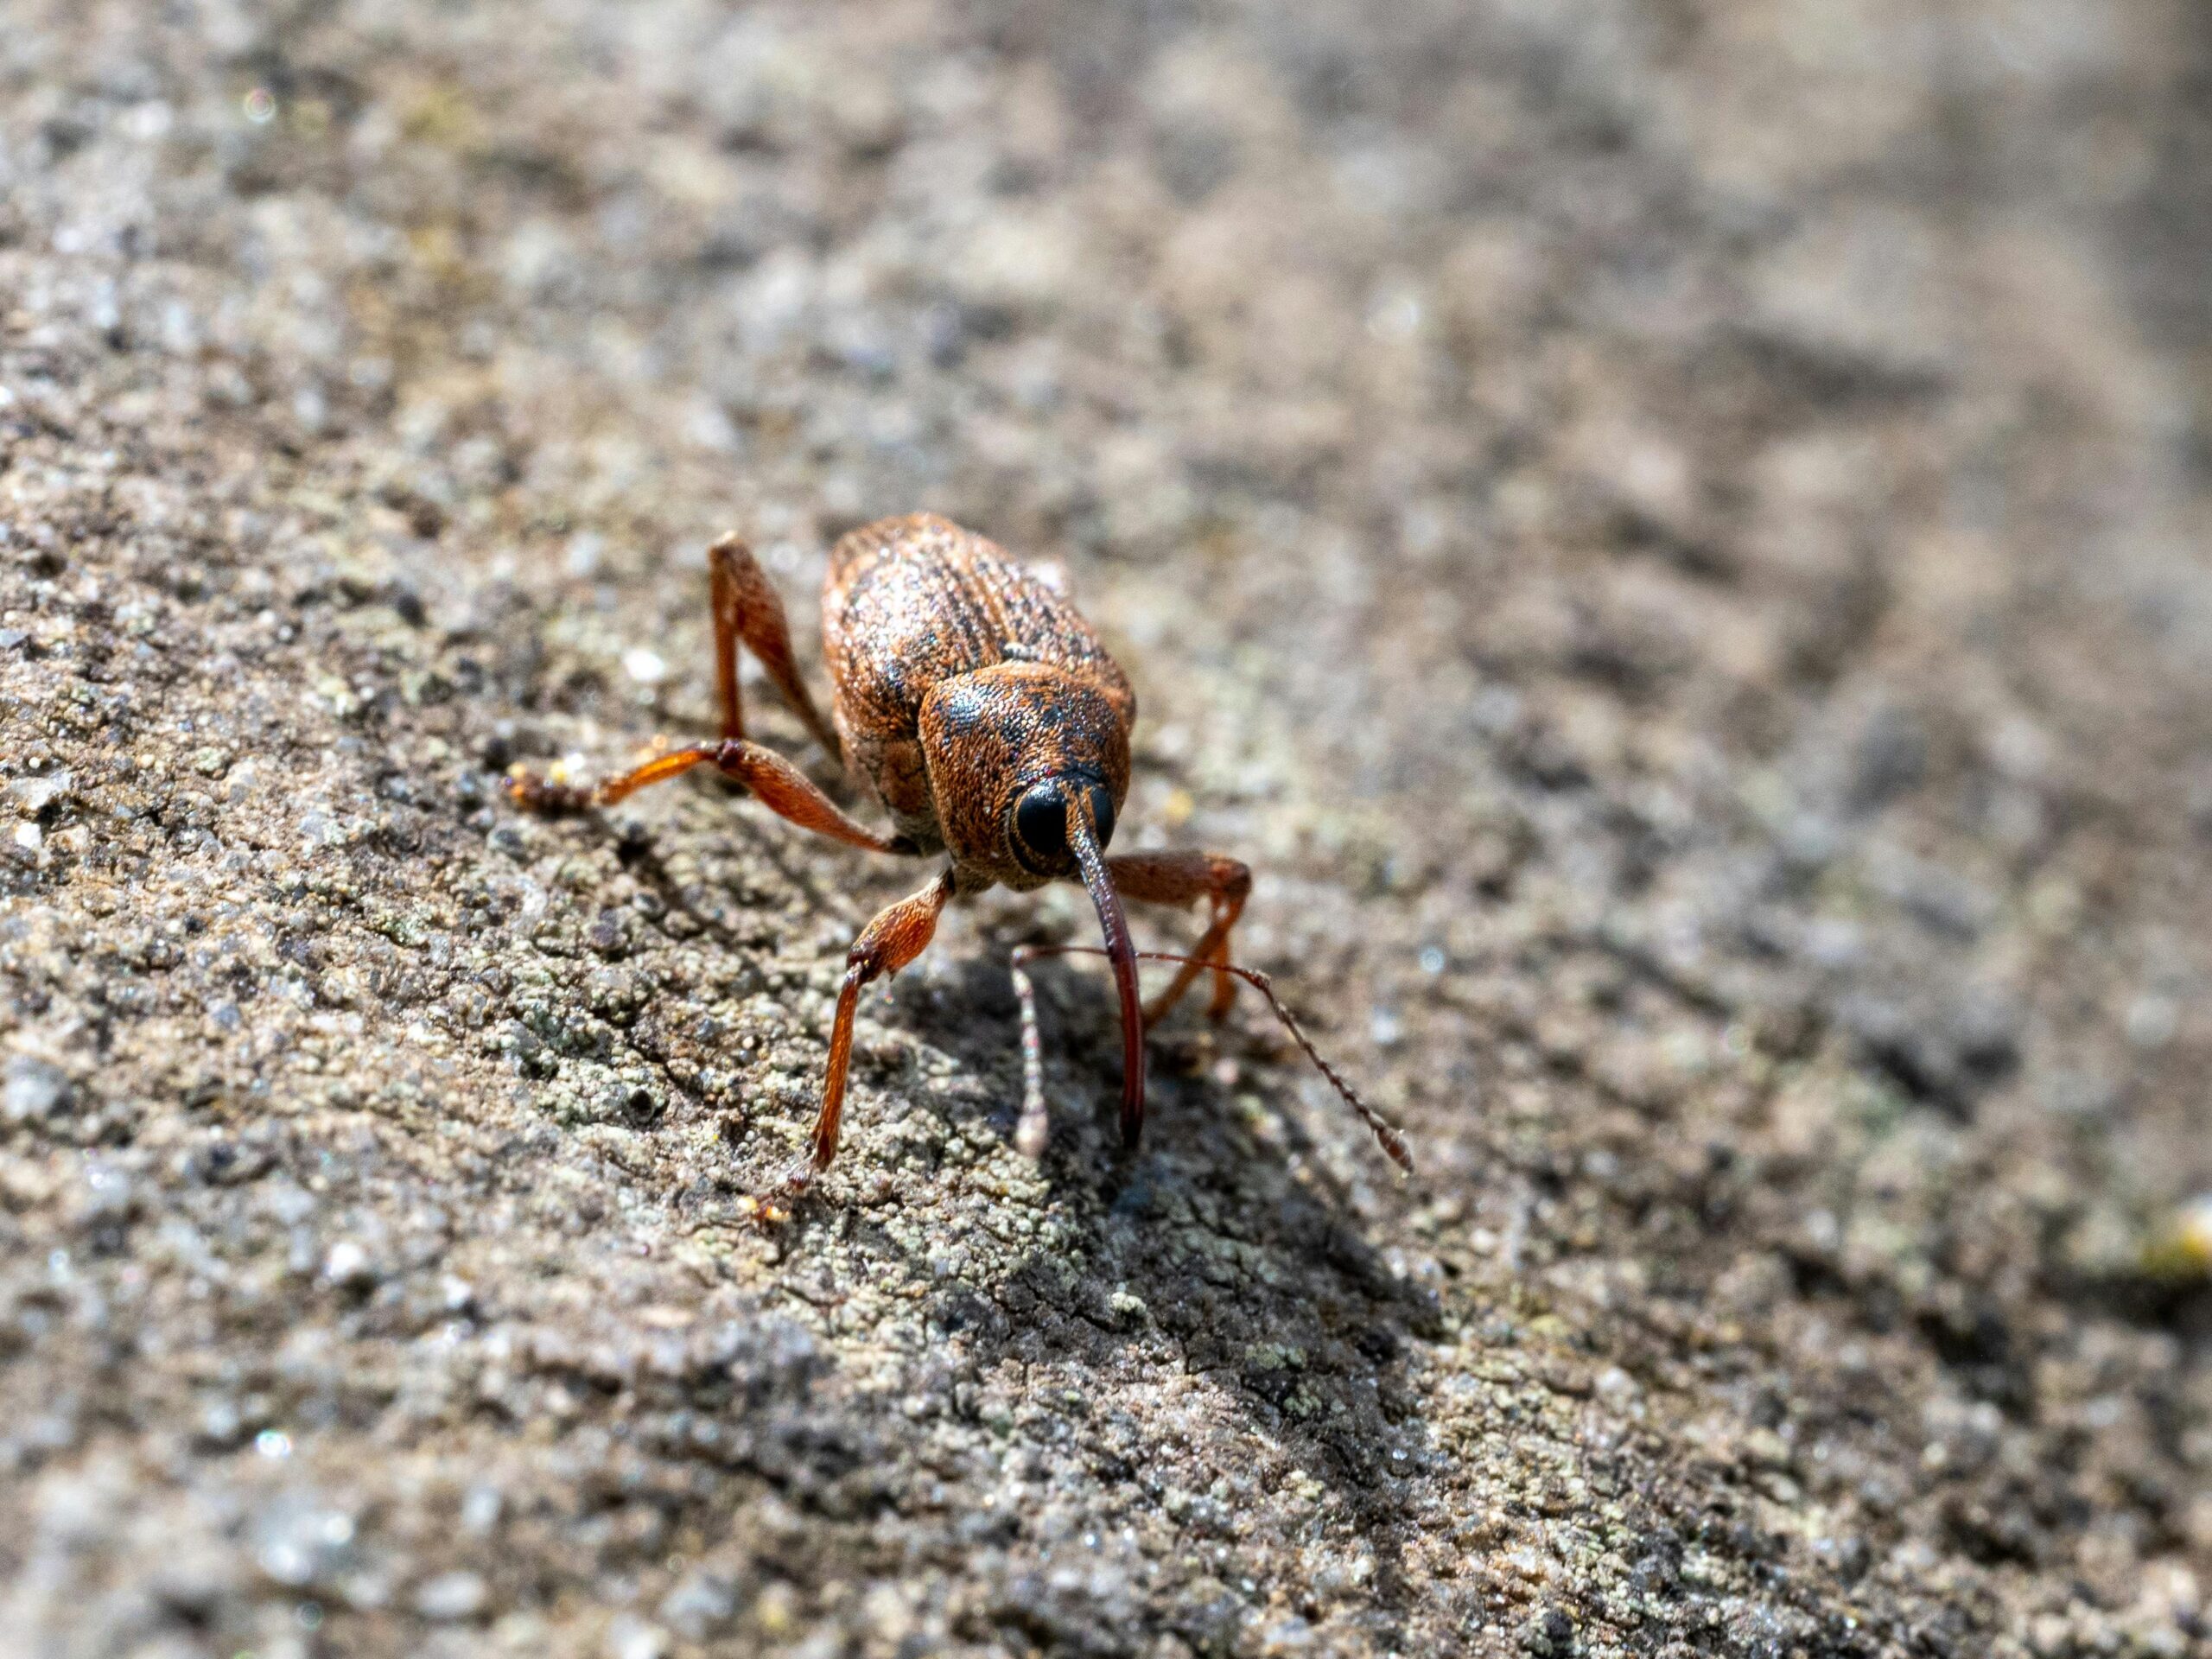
(822, 514, 1134, 890)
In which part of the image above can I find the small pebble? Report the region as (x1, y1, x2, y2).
(321, 1240, 378, 1289)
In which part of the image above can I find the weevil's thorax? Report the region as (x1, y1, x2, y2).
(918, 662, 1131, 890)
(821, 513, 1138, 873)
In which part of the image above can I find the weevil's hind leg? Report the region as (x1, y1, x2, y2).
(1103, 853, 1252, 1027)
(785, 868, 957, 1195)
(710, 533, 843, 760)
(506, 742, 719, 813)
(509, 738, 904, 855)
(507, 536, 853, 816)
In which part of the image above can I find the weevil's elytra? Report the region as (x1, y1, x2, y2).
(507, 512, 1411, 1195)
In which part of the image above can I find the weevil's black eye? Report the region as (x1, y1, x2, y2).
(1013, 784, 1069, 869)
(1012, 776, 1116, 873)
(1084, 782, 1116, 850)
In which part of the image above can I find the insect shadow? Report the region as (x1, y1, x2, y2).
(868, 944, 1441, 1634)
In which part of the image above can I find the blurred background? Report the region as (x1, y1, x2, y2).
(3, 2, 2210, 1654)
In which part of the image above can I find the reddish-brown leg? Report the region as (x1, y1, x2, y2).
(1104, 852, 1252, 1026)
(787, 868, 957, 1193)
(709, 533, 842, 757)
(507, 738, 901, 854)
(508, 533, 874, 837)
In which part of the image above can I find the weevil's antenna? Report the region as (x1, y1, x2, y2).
(1007, 944, 1414, 1174)
(1065, 791, 1147, 1150)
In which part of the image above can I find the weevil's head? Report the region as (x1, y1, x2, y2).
(919, 661, 1148, 1146)
(918, 661, 1132, 890)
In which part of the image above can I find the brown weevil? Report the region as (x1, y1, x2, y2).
(508, 512, 1412, 1192)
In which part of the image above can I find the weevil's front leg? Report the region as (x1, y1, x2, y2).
(785, 868, 957, 1193)
(509, 737, 906, 855)
(709, 534, 842, 758)
(1104, 853, 1252, 1026)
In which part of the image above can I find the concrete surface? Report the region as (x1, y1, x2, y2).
(3, 2, 2210, 1654)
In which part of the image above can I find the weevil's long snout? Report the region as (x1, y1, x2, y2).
(1065, 791, 1145, 1149)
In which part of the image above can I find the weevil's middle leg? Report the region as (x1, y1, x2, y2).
(709, 533, 842, 758)
(785, 868, 957, 1195)
(508, 737, 905, 854)
(1104, 852, 1252, 1026)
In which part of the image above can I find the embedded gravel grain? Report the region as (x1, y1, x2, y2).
(3, 3, 2211, 1656)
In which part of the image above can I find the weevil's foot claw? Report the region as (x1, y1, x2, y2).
(505, 762, 596, 813)
(734, 1192, 792, 1228)
(776, 1157, 823, 1201)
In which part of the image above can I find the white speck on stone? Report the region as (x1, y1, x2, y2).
(321, 1240, 376, 1288)
(1596, 1366, 1639, 1400)
(12, 821, 41, 852)
(6, 771, 69, 813)
(1802, 918, 1862, 968)
(253, 1495, 356, 1589)
(1364, 285, 1423, 340)
(2126, 994, 2177, 1050)
(263, 1181, 316, 1225)
(461, 1484, 503, 1535)
(565, 531, 605, 580)
(4, 1056, 67, 1122)
(684, 397, 740, 454)
(82, 1162, 132, 1216)
(415, 1569, 487, 1622)
(259, 1537, 316, 1589)
(200, 1398, 243, 1445)
(606, 1613, 670, 1659)
(658, 1571, 738, 1639)
(622, 646, 669, 686)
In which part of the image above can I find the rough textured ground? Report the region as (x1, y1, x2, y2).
(4, 3, 2212, 1655)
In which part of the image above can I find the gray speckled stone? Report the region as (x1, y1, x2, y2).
(1, 3, 2209, 1656)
